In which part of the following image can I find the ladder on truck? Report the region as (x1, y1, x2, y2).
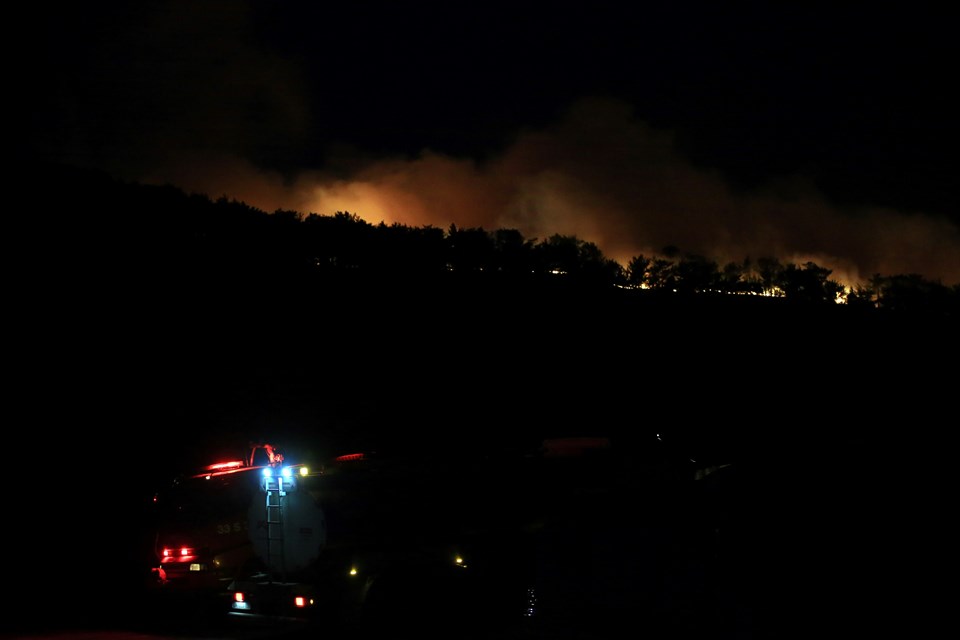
(261, 471, 292, 582)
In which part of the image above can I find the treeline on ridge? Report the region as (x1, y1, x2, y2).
(25, 161, 959, 317)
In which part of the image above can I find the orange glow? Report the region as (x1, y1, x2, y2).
(294, 596, 307, 608)
(123, 98, 960, 290)
(234, 592, 245, 603)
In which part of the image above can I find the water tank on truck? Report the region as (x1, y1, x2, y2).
(246, 463, 327, 577)
(147, 443, 326, 594)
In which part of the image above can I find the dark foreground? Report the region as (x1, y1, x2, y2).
(9, 426, 955, 640)
(8, 283, 956, 640)
(10, 443, 752, 640)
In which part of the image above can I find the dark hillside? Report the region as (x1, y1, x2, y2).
(7, 161, 956, 638)
(11, 161, 953, 457)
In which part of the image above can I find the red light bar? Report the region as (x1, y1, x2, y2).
(204, 460, 245, 472)
(335, 453, 365, 461)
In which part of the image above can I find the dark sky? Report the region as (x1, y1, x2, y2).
(25, 0, 960, 286)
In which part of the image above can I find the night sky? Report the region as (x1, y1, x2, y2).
(23, 1, 960, 287)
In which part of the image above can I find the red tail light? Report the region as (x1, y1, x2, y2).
(161, 546, 196, 560)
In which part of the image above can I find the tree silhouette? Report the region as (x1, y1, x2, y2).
(779, 262, 844, 304)
(674, 254, 720, 295)
(646, 257, 678, 291)
(872, 273, 959, 315)
(846, 282, 877, 310)
(626, 255, 651, 288)
(491, 228, 534, 276)
(27, 161, 959, 317)
(755, 258, 784, 297)
(301, 211, 373, 272)
(446, 224, 496, 273)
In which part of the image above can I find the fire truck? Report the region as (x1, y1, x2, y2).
(145, 441, 543, 635)
(144, 434, 725, 637)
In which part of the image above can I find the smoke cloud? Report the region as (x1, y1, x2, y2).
(34, 3, 958, 290)
(136, 97, 960, 289)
